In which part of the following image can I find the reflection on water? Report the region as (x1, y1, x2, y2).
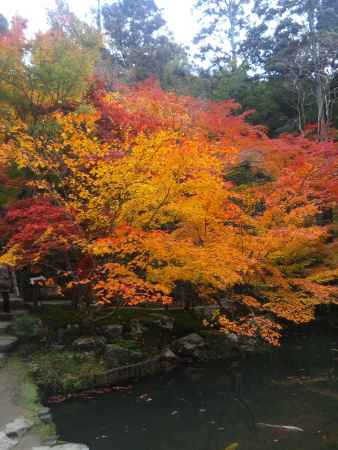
(51, 328, 338, 450)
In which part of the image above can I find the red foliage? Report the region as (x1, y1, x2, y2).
(3, 198, 80, 266)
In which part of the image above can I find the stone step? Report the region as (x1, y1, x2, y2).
(0, 353, 7, 368)
(0, 335, 18, 353)
(0, 321, 11, 335)
(0, 312, 14, 321)
(0, 300, 25, 310)
(0, 310, 26, 321)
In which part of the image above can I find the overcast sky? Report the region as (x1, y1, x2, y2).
(0, 0, 198, 44)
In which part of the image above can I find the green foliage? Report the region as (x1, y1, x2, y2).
(31, 350, 107, 394)
(0, 16, 99, 121)
(0, 14, 8, 34)
(194, 0, 249, 69)
(12, 314, 44, 339)
(102, 0, 188, 84)
(37, 305, 204, 339)
(245, 0, 338, 136)
(225, 161, 272, 186)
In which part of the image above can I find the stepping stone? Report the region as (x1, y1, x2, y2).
(0, 431, 18, 450)
(5, 417, 33, 439)
(0, 313, 14, 321)
(0, 300, 25, 310)
(0, 322, 11, 335)
(0, 336, 18, 353)
(0, 353, 7, 368)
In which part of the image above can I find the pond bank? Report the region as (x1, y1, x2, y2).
(50, 327, 338, 450)
(20, 306, 260, 398)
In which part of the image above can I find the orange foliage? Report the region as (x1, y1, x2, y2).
(0, 79, 337, 345)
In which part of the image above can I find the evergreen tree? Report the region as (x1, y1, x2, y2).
(245, 0, 338, 137)
(102, 0, 188, 83)
(193, 0, 249, 70)
(0, 14, 8, 35)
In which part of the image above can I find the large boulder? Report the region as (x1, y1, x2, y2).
(5, 416, 33, 439)
(104, 343, 143, 367)
(200, 330, 240, 360)
(72, 336, 106, 352)
(129, 319, 147, 336)
(173, 333, 206, 358)
(102, 324, 123, 339)
(147, 314, 174, 331)
(161, 348, 179, 360)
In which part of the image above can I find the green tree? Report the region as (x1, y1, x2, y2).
(102, 0, 188, 83)
(0, 13, 99, 122)
(196, 66, 297, 135)
(193, 0, 249, 70)
(0, 14, 8, 35)
(245, 0, 338, 137)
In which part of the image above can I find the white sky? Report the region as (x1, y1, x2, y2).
(0, 0, 198, 44)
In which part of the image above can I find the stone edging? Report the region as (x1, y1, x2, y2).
(93, 354, 168, 386)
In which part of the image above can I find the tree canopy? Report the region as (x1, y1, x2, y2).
(0, 2, 337, 346)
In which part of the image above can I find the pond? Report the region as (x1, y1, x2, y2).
(51, 328, 338, 450)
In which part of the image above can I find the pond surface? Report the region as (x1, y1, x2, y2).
(51, 328, 338, 450)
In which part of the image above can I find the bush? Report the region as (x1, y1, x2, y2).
(30, 350, 107, 395)
(12, 314, 44, 339)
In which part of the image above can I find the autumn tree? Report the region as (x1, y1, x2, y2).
(1, 78, 337, 344)
(0, 15, 99, 122)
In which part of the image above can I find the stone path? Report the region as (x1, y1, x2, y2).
(0, 297, 41, 450)
(0, 297, 90, 450)
(0, 317, 18, 369)
(0, 362, 41, 450)
(0, 295, 21, 368)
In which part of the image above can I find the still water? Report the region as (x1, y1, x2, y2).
(51, 328, 338, 450)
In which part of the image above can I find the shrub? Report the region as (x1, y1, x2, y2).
(30, 350, 107, 395)
(12, 314, 44, 339)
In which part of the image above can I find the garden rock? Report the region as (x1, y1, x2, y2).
(238, 336, 258, 353)
(129, 319, 146, 336)
(102, 324, 123, 339)
(0, 337, 18, 353)
(38, 407, 53, 423)
(5, 416, 33, 439)
(0, 431, 18, 450)
(72, 336, 106, 352)
(148, 314, 174, 331)
(226, 333, 239, 344)
(200, 330, 238, 360)
(161, 348, 178, 360)
(104, 344, 142, 367)
(173, 333, 206, 357)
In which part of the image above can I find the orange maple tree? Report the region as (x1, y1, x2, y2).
(0, 71, 337, 345)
